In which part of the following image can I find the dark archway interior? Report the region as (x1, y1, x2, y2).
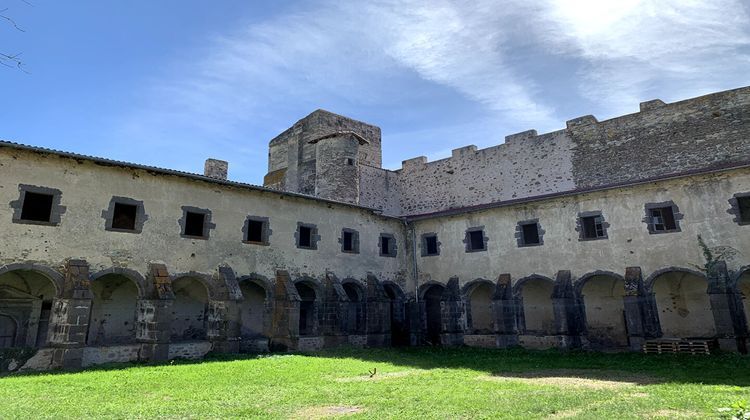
(384, 284, 409, 346)
(0, 314, 17, 348)
(342, 283, 364, 334)
(519, 278, 555, 335)
(468, 283, 494, 334)
(88, 274, 139, 346)
(296, 282, 317, 336)
(424, 285, 444, 345)
(239, 281, 266, 338)
(580, 275, 628, 347)
(0, 270, 56, 348)
(652, 271, 715, 339)
(171, 277, 209, 342)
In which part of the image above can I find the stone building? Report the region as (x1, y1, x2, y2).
(1, 86, 749, 371)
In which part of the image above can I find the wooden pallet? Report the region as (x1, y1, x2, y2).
(642, 338, 713, 355)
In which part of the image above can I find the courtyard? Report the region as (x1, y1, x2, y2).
(0, 347, 748, 419)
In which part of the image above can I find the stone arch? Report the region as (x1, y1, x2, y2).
(87, 273, 141, 345)
(237, 274, 272, 340)
(341, 279, 366, 334)
(0, 313, 18, 348)
(382, 281, 409, 346)
(734, 266, 750, 334)
(170, 276, 210, 342)
(90, 267, 147, 299)
(647, 267, 715, 339)
(419, 282, 446, 345)
(514, 275, 555, 335)
(171, 272, 217, 300)
(294, 277, 322, 336)
(462, 279, 495, 334)
(0, 266, 60, 347)
(576, 271, 628, 348)
(0, 263, 64, 298)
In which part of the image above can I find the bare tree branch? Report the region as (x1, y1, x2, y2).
(0, 8, 25, 32)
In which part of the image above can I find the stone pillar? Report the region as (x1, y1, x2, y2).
(48, 259, 92, 369)
(621, 267, 660, 351)
(365, 274, 391, 347)
(406, 297, 421, 346)
(440, 277, 466, 346)
(492, 274, 518, 347)
(207, 266, 242, 353)
(320, 272, 349, 347)
(551, 270, 583, 349)
(707, 261, 745, 352)
(137, 263, 174, 362)
(268, 270, 300, 351)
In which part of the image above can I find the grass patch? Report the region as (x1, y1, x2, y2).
(0, 347, 748, 418)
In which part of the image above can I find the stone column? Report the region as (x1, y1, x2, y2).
(552, 270, 583, 349)
(48, 259, 92, 369)
(492, 274, 518, 347)
(268, 270, 300, 351)
(621, 267, 660, 351)
(207, 266, 242, 353)
(440, 277, 466, 346)
(365, 274, 391, 347)
(320, 272, 349, 347)
(707, 261, 745, 352)
(136, 263, 174, 362)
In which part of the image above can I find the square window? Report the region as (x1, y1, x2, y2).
(111, 202, 137, 231)
(738, 196, 750, 223)
(379, 233, 397, 257)
(381, 237, 391, 255)
(184, 211, 206, 237)
(469, 230, 484, 250)
(425, 235, 438, 256)
(343, 231, 354, 251)
(299, 225, 312, 247)
(522, 223, 540, 245)
(20, 191, 54, 222)
(650, 207, 677, 231)
(581, 215, 606, 239)
(246, 220, 264, 242)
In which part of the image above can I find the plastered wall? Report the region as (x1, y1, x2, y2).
(0, 148, 408, 289)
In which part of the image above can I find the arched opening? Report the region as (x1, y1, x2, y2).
(239, 280, 267, 338)
(739, 270, 750, 333)
(423, 284, 445, 345)
(467, 282, 494, 334)
(384, 283, 408, 346)
(88, 274, 139, 345)
(171, 277, 209, 342)
(0, 315, 17, 348)
(518, 277, 554, 335)
(580, 274, 628, 347)
(296, 282, 317, 336)
(342, 282, 365, 334)
(0, 269, 57, 348)
(652, 270, 715, 338)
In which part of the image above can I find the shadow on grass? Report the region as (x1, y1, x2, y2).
(3, 346, 749, 387)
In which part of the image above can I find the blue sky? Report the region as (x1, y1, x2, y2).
(2, 0, 750, 184)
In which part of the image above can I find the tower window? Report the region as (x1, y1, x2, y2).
(729, 193, 750, 225)
(643, 202, 682, 234)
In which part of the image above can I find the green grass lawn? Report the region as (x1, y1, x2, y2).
(0, 347, 748, 419)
